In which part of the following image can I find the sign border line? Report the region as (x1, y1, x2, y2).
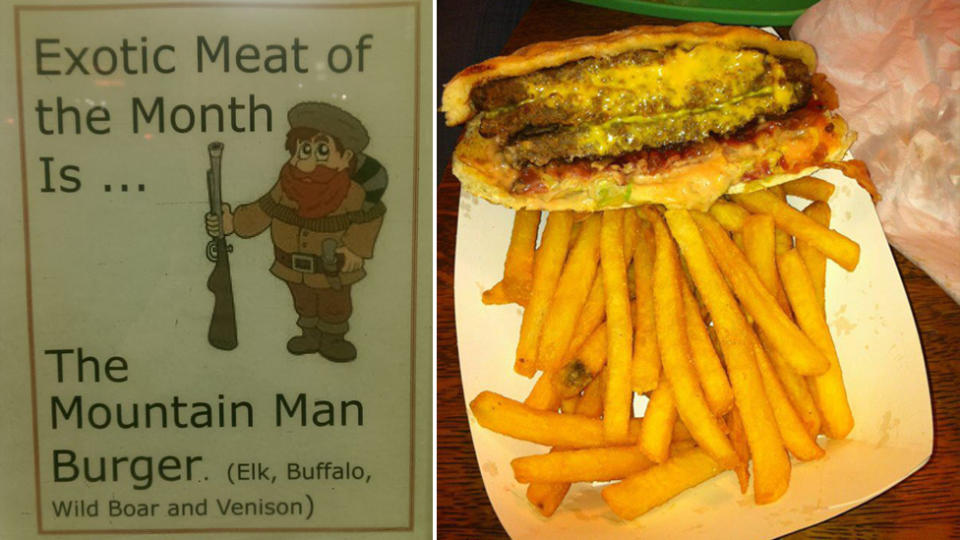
(14, 1, 422, 534)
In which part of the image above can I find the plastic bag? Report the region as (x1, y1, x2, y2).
(792, 0, 960, 302)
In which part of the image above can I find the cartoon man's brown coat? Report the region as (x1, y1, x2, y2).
(232, 180, 383, 288)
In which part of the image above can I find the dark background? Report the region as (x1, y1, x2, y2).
(436, 0, 533, 178)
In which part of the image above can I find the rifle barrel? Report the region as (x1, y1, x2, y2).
(208, 142, 225, 237)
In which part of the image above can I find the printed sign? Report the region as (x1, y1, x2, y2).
(0, 1, 431, 536)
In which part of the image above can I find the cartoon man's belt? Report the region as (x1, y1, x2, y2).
(275, 245, 345, 287)
(258, 195, 386, 232)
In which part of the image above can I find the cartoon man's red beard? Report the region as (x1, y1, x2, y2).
(279, 162, 351, 218)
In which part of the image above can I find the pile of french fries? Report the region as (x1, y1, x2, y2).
(470, 176, 858, 521)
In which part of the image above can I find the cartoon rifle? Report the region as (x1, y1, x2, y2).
(205, 141, 238, 350)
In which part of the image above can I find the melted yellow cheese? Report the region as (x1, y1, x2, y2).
(522, 44, 777, 113)
(576, 89, 785, 155)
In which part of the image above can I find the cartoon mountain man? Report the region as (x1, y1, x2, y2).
(205, 102, 387, 362)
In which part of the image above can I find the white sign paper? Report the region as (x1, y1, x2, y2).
(0, 1, 433, 537)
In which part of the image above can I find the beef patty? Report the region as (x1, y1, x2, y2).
(470, 44, 811, 167)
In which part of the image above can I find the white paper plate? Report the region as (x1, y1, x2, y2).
(453, 168, 933, 539)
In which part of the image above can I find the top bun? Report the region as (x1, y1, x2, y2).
(441, 22, 816, 126)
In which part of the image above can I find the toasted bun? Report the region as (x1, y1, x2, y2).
(453, 141, 854, 212)
(442, 22, 817, 126)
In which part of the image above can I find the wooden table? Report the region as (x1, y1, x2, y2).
(437, 0, 960, 537)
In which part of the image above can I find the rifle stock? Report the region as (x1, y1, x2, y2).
(207, 237, 238, 350)
(205, 142, 238, 350)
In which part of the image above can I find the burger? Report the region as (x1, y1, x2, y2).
(441, 23, 854, 211)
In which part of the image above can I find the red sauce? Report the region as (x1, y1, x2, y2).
(513, 167, 548, 194)
(558, 160, 594, 180)
(743, 160, 773, 181)
(778, 155, 790, 171)
(809, 142, 829, 167)
(610, 144, 704, 176)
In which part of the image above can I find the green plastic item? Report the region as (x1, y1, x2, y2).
(571, 0, 817, 26)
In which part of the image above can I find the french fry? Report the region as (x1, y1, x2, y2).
(524, 391, 574, 514)
(482, 211, 541, 305)
(680, 277, 734, 416)
(637, 379, 677, 463)
(515, 211, 574, 377)
(741, 212, 822, 436)
(708, 199, 750, 232)
(732, 189, 859, 271)
(778, 250, 854, 439)
(632, 220, 660, 393)
(553, 323, 606, 398)
(526, 481, 570, 517)
(514, 445, 655, 484)
(522, 373, 570, 513)
(602, 447, 724, 521)
(758, 331, 822, 438)
(601, 209, 634, 443)
(650, 211, 738, 470)
(742, 213, 790, 312)
(775, 227, 793, 255)
(782, 176, 835, 202)
(526, 371, 606, 514)
(672, 419, 693, 443)
(751, 336, 825, 461)
(524, 371, 561, 411)
(769, 187, 795, 255)
(563, 275, 605, 363)
(691, 212, 829, 376)
(732, 230, 745, 252)
(799, 201, 831, 311)
(726, 408, 750, 494)
(567, 220, 582, 249)
(503, 209, 541, 303)
(528, 368, 607, 516)
(665, 209, 790, 504)
(470, 391, 642, 448)
(577, 367, 606, 418)
(538, 214, 603, 371)
(793, 203, 830, 437)
(623, 206, 640, 266)
(480, 280, 511, 305)
(795, 207, 829, 438)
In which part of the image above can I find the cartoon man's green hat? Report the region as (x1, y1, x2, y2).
(288, 101, 369, 154)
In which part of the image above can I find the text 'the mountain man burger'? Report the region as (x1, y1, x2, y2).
(442, 23, 855, 211)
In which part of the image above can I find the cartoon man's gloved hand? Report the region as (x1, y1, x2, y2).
(205, 203, 234, 237)
(337, 246, 364, 272)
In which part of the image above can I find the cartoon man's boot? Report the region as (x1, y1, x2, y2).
(287, 317, 323, 355)
(318, 332, 357, 363)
